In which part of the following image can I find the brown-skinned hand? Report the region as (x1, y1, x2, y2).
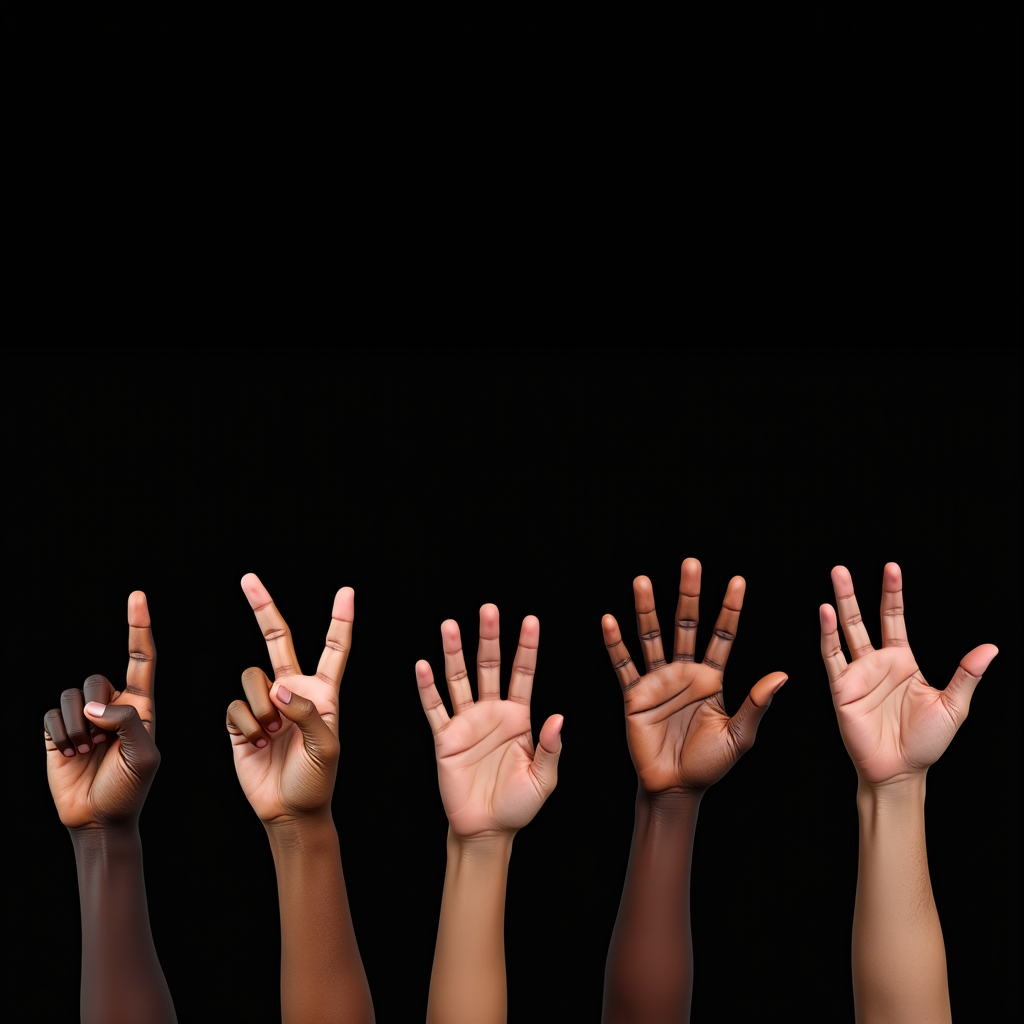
(602, 557, 787, 794)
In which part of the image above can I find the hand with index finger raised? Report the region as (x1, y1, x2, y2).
(43, 590, 161, 830)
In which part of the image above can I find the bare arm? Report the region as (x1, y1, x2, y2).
(821, 562, 998, 1024)
(601, 559, 786, 1024)
(43, 591, 177, 1024)
(417, 604, 562, 1024)
(226, 574, 374, 1024)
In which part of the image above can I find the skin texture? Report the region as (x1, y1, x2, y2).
(601, 558, 787, 1024)
(42, 591, 177, 1024)
(416, 603, 563, 1024)
(820, 562, 998, 1024)
(225, 573, 374, 1024)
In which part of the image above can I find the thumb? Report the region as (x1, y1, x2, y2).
(530, 714, 563, 795)
(941, 643, 998, 722)
(84, 702, 160, 779)
(726, 671, 788, 755)
(270, 683, 340, 768)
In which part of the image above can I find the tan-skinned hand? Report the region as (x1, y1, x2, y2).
(43, 591, 161, 830)
(416, 604, 563, 839)
(226, 573, 352, 825)
(602, 557, 787, 795)
(820, 562, 998, 787)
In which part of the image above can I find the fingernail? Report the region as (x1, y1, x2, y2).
(62, 747, 75, 757)
(267, 721, 281, 732)
(77, 743, 91, 754)
(94, 732, 107, 742)
(256, 738, 268, 748)
(84, 701, 105, 716)
(276, 684, 292, 705)
(771, 677, 788, 695)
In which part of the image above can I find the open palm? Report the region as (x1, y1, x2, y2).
(603, 558, 787, 795)
(820, 562, 998, 786)
(226, 574, 351, 824)
(416, 604, 562, 838)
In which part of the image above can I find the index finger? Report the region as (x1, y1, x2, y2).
(241, 573, 302, 679)
(125, 591, 156, 700)
(314, 586, 355, 688)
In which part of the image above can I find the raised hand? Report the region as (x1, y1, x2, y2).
(416, 603, 563, 838)
(226, 573, 352, 824)
(820, 562, 999, 786)
(42, 591, 177, 1024)
(226, 573, 374, 1024)
(43, 590, 161, 829)
(602, 557, 787, 794)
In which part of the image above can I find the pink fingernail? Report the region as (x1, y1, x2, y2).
(256, 738, 268, 748)
(276, 685, 292, 705)
(267, 721, 280, 732)
(94, 733, 107, 742)
(62, 748, 75, 757)
(84, 702, 105, 716)
(77, 743, 91, 754)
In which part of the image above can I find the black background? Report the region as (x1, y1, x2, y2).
(8, 3, 1022, 1024)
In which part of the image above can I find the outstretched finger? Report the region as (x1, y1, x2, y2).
(441, 619, 474, 712)
(701, 576, 745, 675)
(941, 643, 999, 723)
(673, 557, 701, 663)
(315, 586, 355, 689)
(241, 573, 302, 680)
(819, 603, 848, 687)
(633, 576, 667, 672)
(476, 604, 502, 699)
(879, 562, 909, 648)
(125, 591, 157, 709)
(602, 614, 642, 694)
(830, 566, 874, 659)
(507, 614, 540, 705)
(416, 659, 451, 734)
(726, 671, 788, 754)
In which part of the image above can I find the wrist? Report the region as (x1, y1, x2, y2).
(265, 810, 338, 854)
(446, 826, 515, 863)
(638, 786, 704, 817)
(857, 773, 927, 809)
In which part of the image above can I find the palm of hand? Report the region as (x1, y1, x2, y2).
(434, 698, 540, 836)
(623, 662, 728, 793)
(230, 675, 339, 821)
(832, 646, 955, 785)
(49, 690, 155, 830)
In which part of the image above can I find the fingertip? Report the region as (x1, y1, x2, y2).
(882, 562, 902, 590)
(127, 591, 151, 626)
(333, 586, 355, 619)
(84, 701, 106, 718)
(241, 573, 270, 607)
(415, 660, 434, 687)
(962, 643, 1000, 677)
(539, 713, 564, 751)
(819, 603, 837, 628)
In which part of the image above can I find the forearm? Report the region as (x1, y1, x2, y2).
(267, 815, 374, 1024)
(71, 825, 177, 1024)
(602, 788, 701, 1024)
(427, 828, 514, 1024)
(853, 777, 950, 1024)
